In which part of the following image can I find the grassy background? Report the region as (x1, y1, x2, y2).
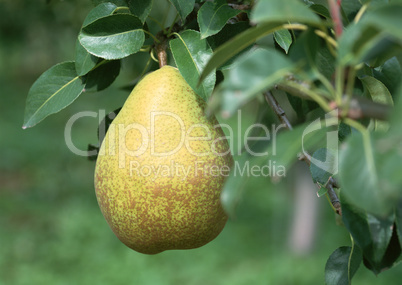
(1, 1, 401, 284)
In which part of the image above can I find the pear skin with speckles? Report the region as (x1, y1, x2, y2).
(94, 66, 233, 254)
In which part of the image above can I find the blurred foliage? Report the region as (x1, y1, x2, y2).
(1, 0, 402, 284)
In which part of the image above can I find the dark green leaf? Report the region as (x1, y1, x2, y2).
(127, 0, 153, 23)
(23, 62, 85, 128)
(288, 29, 320, 80)
(168, 0, 195, 20)
(79, 14, 145, 60)
(75, 39, 98, 76)
(325, 246, 362, 285)
(76, 2, 118, 75)
(251, 0, 321, 25)
(396, 199, 402, 247)
(207, 21, 251, 70)
(360, 75, 393, 131)
(199, 22, 285, 83)
(341, 197, 395, 274)
(274, 29, 292, 54)
(373, 57, 402, 94)
(286, 93, 304, 120)
(83, 2, 118, 27)
(218, 48, 295, 115)
(84, 60, 121, 91)
(310, 148, 337, 185)
(91, 0, 127, 7)
(338, 122, 352, 142)
(170, 30, 216, 101)
(310, 4, 331, 19)
(339, 132, 402, 216)
(198, 0, 240, 39)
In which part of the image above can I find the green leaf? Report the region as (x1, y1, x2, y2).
(325, 246, 362, 285)
(310, 148, 337, 185)
(83, 2, 118, 27)
(76, 2, 118, 76)
(170, 30, 216, 101)
(79, 14, 145, 60)
(127, 0, 153, 23)
(92, 0, 127, 7)
(274, 29, 292, 54)
(218, 48, 295, 115)
(339, 131, 402, 216)
(220, 154, 251, 217)
(373, 57, 402, 94)
(75, 39, 98, 76)
(396, 199, 402, 247)
(360, 75, 393, 131)
(341, 197, 398, 274)
(338, 122, 352, 142)
(168, 0, 195, 20)
(309, 4, 331, 19)
(198, 0, 240, 39)
(23, 62, 85, 128)
(251, 0, 321, 25)
(338, 4, 402, 66)
(199, 22, 285, 83)
(84, 60, 121, 91)
(364, 4, 402, 42)
(207, 21, 251, 70)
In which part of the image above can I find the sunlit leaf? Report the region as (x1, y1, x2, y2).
(170, 30, 216, 101)
(23, 62, 85, 128)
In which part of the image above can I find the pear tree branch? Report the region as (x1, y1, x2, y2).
(263, 91, 342, 216)
(276, 80, 392, 121)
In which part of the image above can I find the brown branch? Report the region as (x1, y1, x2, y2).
(276, 81, 392, 121)
(263, 91, 342, 216)
(328, 0, 343, 38)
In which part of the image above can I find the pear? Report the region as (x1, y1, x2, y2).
(94, 66, 233, 254)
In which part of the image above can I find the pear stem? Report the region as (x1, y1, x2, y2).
(155, 32, 168, 68)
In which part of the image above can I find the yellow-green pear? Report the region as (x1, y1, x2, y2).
(94, 66, 233, 254)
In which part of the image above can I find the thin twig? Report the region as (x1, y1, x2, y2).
(263, 91, 342, 216)
(264, 91, 293, 130)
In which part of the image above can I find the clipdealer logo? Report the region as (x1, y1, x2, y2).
(64, 109, 338, 178)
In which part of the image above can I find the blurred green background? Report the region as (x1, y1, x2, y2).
(1, 1, 401, 284)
